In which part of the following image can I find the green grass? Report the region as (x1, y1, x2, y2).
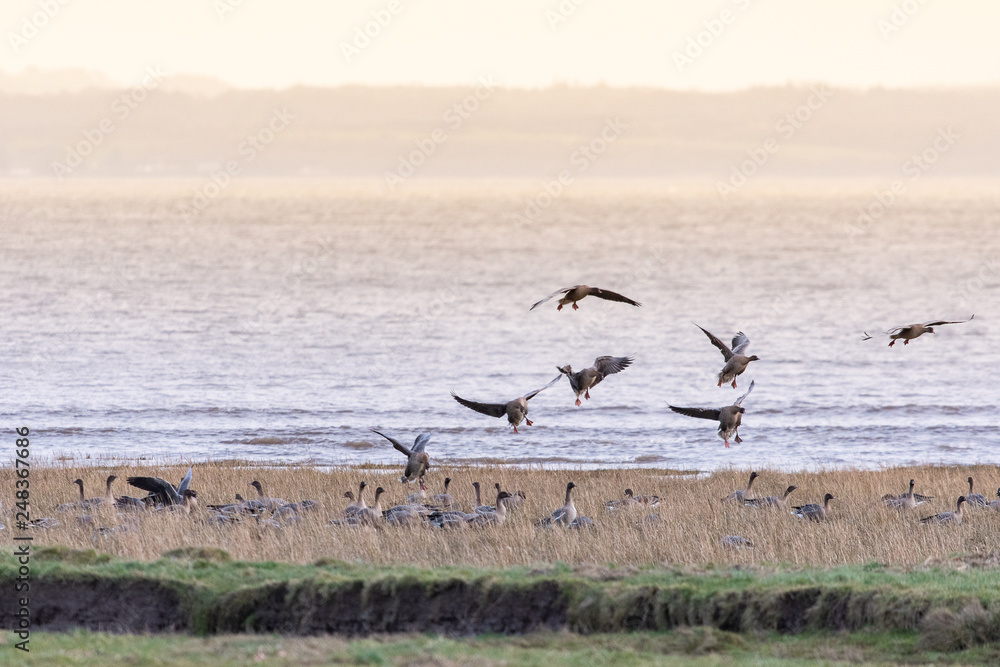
(2, 628, 998, 666)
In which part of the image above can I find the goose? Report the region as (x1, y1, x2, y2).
(65, 477, 115, 510)
(371, 430, 431, 482)
(529, 285, 641, 311)
(989, 489, 1000, 511)
(862, 315, 974, 346)
(452, 375, 561, 433)
(56, 478, 92, 511)
(745, 485, 797, 508)
(472, 482, 495, 513)
(569, 516, 595, 530)
(468, 491, 511, 527)
(921, 496, 966, 525)
(882, 479, 931, 510)
(694, 325, 760, 389)
(160, 489, 199, 515)
(342, 491, 360, 515)
(356, 487, 385, 525)
(536, 482, 577, 527)
(633, 492, 661, 507)
(427, 508, 475, 529)
(432, 477, 454, 508)
(383, 502, 423, 526)
(792, 493, 835, 521)
(126, 467, 193, 507)
(249, 481, 287, 511)
(501, 490, 527, 508)
(604, 489, 638, 511)
(557, 355, 634, 406)
(668, 380, 755, 448)
(720, 535, 754, 548)
(965, 477, 988, 507)
(406, 480, 429, 504)
(722, 471, 759, 502)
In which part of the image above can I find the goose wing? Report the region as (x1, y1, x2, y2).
(587, 286, 641, 307)
(922, 314, 974, 327)
(522, 375, 562, 401)
(734, 380, 755, 407)
(451, 393, 507, 418)
(668, 405, 722, 421)
(592, 355, 633, 377)
(695, 324, 734, 361)
(176, 467, 193, 496)
(127, 476, 181, 505)
(411, 432, 431, 454)
(371, 429, 412, 456)
(529, 286, 575, 311)
(730, 332, 751, 355)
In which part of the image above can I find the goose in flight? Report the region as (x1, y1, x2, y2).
(558, 355, 633, 406)
(126, 467, 193, 507)
(668, 380, 755, 448)
(529, 285, 641, 311)
(452, 375, 560, 433)
(862, 315, 973, 346)
(694, 324, 759, 388)
(371, 430, 431, 482)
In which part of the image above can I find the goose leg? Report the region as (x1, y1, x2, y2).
(575, 397, 582, 406)
(731, 379, 738, 388)
(888, 340, 895, 347)
(735, 433, 743, 444)
(584, 389, 590, 400)
(572, 303, 579, 310)
(724, 440, 730, 448)
(512, 426, 519, 434)
(903, 339, 909, 345)
(525, 418, 533, 426)
(557, 304, 564, 311)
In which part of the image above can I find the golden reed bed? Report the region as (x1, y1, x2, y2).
(3, 461, 999, 568)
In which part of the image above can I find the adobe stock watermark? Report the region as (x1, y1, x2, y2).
(844, 125, 959, 242)
(340, 0, 404, 63)
(878, 0, 930, 42)
(383, 75, 498, 190)
(8, 0, 71, 53)
(511, 117, 628, 230)
(545, 0, 587, 30)
(716, 85, 833, 201)
(672, 0, 752, 73)
(213, 0, 249, 20)
(948, 254, 999, 310)
(179, 107, 295, 222)
(51, 65, 169, 179)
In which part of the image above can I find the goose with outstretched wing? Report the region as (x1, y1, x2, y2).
(529, 285, 641, 311)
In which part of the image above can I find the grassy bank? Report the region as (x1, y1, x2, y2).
(2, 462, 999, 568)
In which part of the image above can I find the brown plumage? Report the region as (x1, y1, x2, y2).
(529, 285, 641, 311)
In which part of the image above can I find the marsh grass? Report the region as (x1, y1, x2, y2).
(4, 461, 999, 568)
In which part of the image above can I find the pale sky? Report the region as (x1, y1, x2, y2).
(1, 0, 998, 89)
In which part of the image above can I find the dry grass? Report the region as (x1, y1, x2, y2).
(4, 461, 1000, 568)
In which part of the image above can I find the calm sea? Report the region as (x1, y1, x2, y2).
(2, 180, 997, 472)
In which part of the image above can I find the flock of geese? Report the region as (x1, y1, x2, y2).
(22, 285, 980, 539)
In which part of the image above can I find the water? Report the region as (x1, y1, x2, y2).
(2, 180, 997, 472)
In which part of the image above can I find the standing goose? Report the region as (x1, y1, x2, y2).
(536, 482, 578, 527)
(371, 430, 431, 482)
(529, 285, 641, 311)
(694, 325, 760, 388)
(126, 467, 193, 507)
(432, 477, 454, 508)
(722, 471, 759, 502)
(452, 375, 560, 433)
(468, 490, 512, 527)
(965, 477, 988, 507)
(792, 493, 835, 521)
(882, 479, 932, 510)
(357, 487, 385, 525)
(344, 482, 369, 518)
(863, 315, 974, 346)
(558, 355, 634, 406)
(472, 482, 495, 513)
(745, 485, 797, 508)
(920, 496, 967, 525)
(669, 381, 755, 448)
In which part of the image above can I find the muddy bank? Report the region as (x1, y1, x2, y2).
(0, 570, 982, 637)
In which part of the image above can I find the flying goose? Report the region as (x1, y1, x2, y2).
(722, 471, 759, 502)
(863, 315, 974, 346)
(126, 467, 193, 507)
(965, 477, 988, 507)
(432, 477, 454, 508)
(371, 430, 431, 482)
(669, 381, 755, 448)
(536, 482, 578, 527)
(558, 355, 633, 406)
(529, 285, 641, 311)
(920, 496, 966, 525)
(792, 493, 835, 521)
(882, 479, 932, 510)
(745, 485, 797, 508)
(694, 325, 760, 388)
(452, 375, 560, 433)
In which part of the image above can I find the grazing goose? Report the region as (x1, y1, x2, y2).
(249, 481, 287, 511)
(557, 355, 634, 406)
(371, 430, 431, 482)
(452, 375, 560, 433)
(694, 325, 760, 389)
(863, 315, 974, 346)
(965, 477, 988, 507)
(383, 501, 423, 526)
(604, 489, 638, 511)
(792, 493, 835, 521)
(126, 467, 193, 507)
(468, 491, 512, 527)
(406, 480, 428, 504)
(432, 477, 454, 508)
(920, 496, 966, 525)
(745, 485, 797, 508)
(668, 380, 754, 448)
(720, 535, 754, 548)
(529, 285, 641, 311)
(882, 479, 931, 510)
(356, 487, 385, 525)
(722, 471, 759, 503)
(536, 482, 577, 527)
